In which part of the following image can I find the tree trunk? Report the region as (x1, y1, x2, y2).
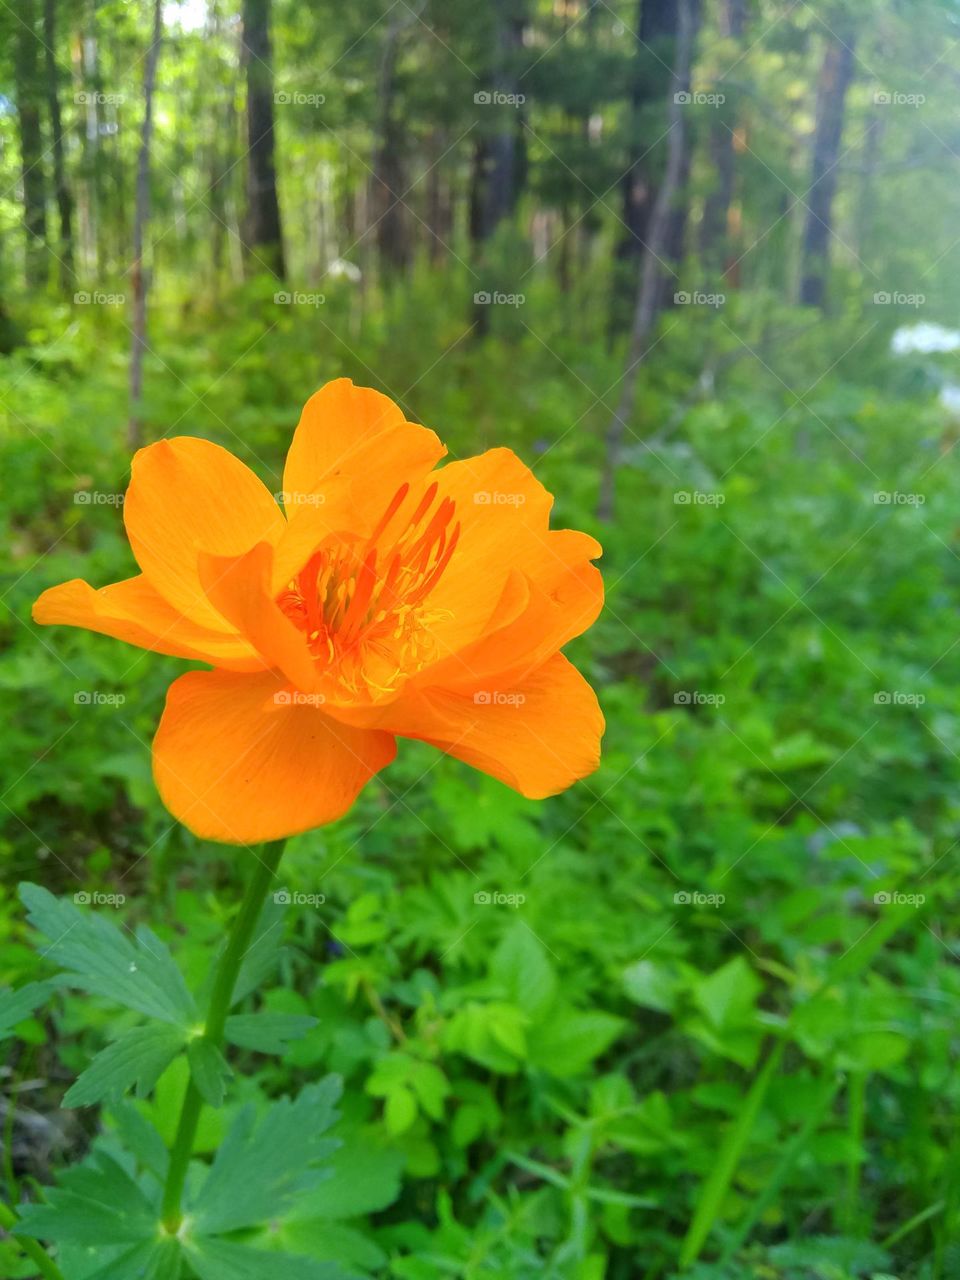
(699, 0, 745, 272)
(798, 22, 856, 309)
(128, 0, 163, 451)
(15, 0, 48, 287)
(242, 0, 285, 278)
(598, 0, 694, 522)
(481, 1, 527, 239)
(371, 13, 410, 275)
(43, 0, 75, 290)
(608, 0, 679, 338)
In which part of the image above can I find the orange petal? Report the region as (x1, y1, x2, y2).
(423, 529, 603, 689)
(124, 437, 286, 633)
(369, 653, 603, 798)
(153, 670, 396, 843)
(419, 448, 554, 654)
(32, 576, 264, 672)
(281, 379, 445, 512)
(197, 542, 321, 692)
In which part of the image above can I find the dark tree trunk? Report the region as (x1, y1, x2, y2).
(242, 0, 285, 278)
(598, 0, 694, 522)
(15, 0, 48, 287)
(608, 0, 679, 337)
(371, 14, 410, 274)
(43, 0, 74, 289)
(481, 2, 527, 239)
(699, 0, 745, 271)
(128, 0, 163, 450)
(798, 22, 856, 309)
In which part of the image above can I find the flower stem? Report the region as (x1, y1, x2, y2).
(160, 838, 286, 1233)
(0, 1200, 65, 1280)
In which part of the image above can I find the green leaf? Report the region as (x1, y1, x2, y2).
(0, 982, 51, 1039)
(86, 1238, 182, 1280)
(527, 1009, 625, 1077)
(489, 921, 557, 1018)
(188, 1036, 232, 1108)
(185, 1237, 345, 1280)
(191, 1077, 341, 1235)
(64, 1024, 186, 1108)
(232, 897, 288, 1006)
(692, 957, 762, 1031)
(19, 884, 195, 1028)
(224, 1013, 317, 1054)
(16, 1149, 157, 1246)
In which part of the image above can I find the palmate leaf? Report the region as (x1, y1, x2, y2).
(190, 1077, 342, 1235)
(85, 1238, 182, 1280)
(19, 884, 195, 1028)
(188, 1036, 232, 1108)
(63, 1025, 186, 1108)
(16, 1149, 156, 1246)
(224, 1013, 318, 1054)
(184, 1237, 348, 1280)
(0, 981, 51, 1039)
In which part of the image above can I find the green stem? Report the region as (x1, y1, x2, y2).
(160, 838, 286, 1233)
(0, 1200, 65, 1280)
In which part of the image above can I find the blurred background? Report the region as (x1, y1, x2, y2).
(3, 0, 960, 1277)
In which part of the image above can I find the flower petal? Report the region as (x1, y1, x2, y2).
(281, 379, 444, 512)
(124, 437, 286, 632)
(424, 448, 556, 657)
(197, 543, 321, 692)
(32, 576, 264, 671)
(423, 529, 603, 688)
(366, 653, 603, 798)
(153, 670, 396, 843)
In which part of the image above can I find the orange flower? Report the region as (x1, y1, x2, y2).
(33, 380, 604, 843)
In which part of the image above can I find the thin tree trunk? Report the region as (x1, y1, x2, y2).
(798, 22, 856, 309)
(15, 0, 48, 287)
(598, 0, 694, 523)
(43, 0, 74, 289)
(699, 0, 745, 272)
(608, 0, 679, 340)
(128, 0, 163, 451)
(371, 13, 410, 275)
(481, 1, 527, 237)
(242, 0, 285, 277)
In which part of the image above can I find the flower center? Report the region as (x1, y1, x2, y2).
(276, 480, 459, 699)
